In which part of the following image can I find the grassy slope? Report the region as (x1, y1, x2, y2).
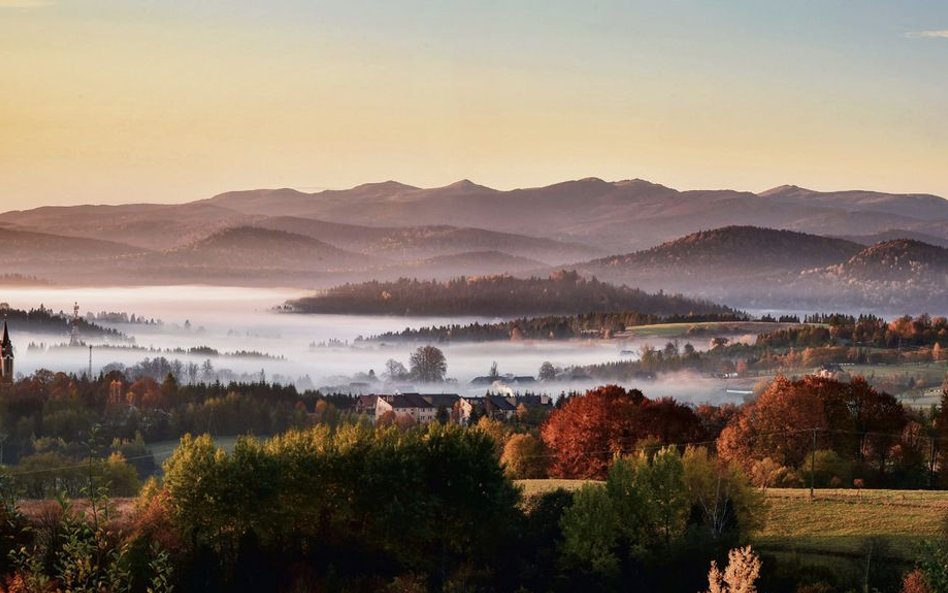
(618, 320, 806, 339)
(516, 481, 948, 560)
(758, 488, 948, 559)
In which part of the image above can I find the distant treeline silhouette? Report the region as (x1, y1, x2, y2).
(289, 271, 735, 317)
(364, 311, 749, 342)
(0, 304, 124, 338)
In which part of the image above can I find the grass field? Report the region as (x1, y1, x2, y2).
(618, 321, 803, 339)
(516, 480, 948, 561)
(757, 488, 948, 559)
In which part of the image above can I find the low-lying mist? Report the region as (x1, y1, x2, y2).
(2, 285, 753, 404)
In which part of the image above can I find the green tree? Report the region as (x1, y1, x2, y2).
(560, 483, 620, 576)
(638, 446, 689, 548)
(682, 446, 766, 540)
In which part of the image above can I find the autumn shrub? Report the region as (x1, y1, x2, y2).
(901, 569, 932, 593)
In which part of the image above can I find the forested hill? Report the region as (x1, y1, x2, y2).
(0, 305, 126, 339)
(574, 226, 864, 283)
(286, 271, 736, 317)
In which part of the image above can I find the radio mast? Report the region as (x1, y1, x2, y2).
(69, 302, 81, 347)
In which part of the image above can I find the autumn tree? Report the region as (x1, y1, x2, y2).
(640, 397, 707, 445)
(500, 433, 547, 479)
(718, 376, 824, 469)
(719, 375, 908, 485)
(540, 385, 646, 479)
(541, 385, 706, 479)
(473, 415, 510, 459)
(408, 345, 447, 382)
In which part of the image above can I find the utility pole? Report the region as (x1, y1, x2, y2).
(930, 437, 938, 490)
(88, 345, 93, 378)
(810, 428, 817, 499)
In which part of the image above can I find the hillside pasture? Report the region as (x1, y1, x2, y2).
(516, 480, 948, 561)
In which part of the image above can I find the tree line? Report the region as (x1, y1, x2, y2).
(0, 304, 125, 339)
(287, 271, 735, 317)
(0, 424, 773, 593)
(365, 311, 749, 342)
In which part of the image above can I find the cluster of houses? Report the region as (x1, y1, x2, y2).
(354, 392, 553, 425)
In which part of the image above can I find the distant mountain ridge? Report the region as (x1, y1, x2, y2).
(571, 227, 947, 313)
(195, 178, 948, 252)
(3, 176, 946, 255)
(1, 177, 945, 311)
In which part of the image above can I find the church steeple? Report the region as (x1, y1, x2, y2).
(1, 320, 14, 383)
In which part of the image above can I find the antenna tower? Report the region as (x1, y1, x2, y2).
(69, 301, 81, 347)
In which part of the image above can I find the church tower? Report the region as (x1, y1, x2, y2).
(1, 321, 13, 383)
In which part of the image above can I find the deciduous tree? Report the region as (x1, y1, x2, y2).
(500, 433, 547, 479)
(408, 345, 447, 383)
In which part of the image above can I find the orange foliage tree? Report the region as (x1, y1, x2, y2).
(718, 376, 906, 481)
(540, 385, 705, 479)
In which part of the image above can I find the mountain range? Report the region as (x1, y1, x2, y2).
(1, 177, 945, 312)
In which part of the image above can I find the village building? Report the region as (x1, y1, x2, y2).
(366, 391, 553, 425)
(354, 394, 379, 418)
(375, 393, 447, 424)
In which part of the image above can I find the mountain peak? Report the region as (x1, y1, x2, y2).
(350, 180, 419, 192)
(614, 178, 672, 190)
(441, 179, 495, 192)
(757, 184, 814, 197)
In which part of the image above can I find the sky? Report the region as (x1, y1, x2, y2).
(1, 0, 947, 209)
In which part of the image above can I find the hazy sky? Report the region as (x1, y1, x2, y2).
(2, 1, 947, 209)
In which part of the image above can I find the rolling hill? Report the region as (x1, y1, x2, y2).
(571, 228, 947, 313)
(576, 226, 863, 283)
(287, 271, 734, 317)
(835, 229, 948, 249)
(0, 228, 146, 263)
(140, 227, 379, 272)
(0, 202, 254, 250)
(784, 240, 948, 313)
(252, 216, 601, 264)
(400, 250, 546, 277)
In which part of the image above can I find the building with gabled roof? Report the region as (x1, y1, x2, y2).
(372, 392, 462, 424)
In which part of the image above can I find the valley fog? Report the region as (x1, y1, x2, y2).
(1, 285, 746, 403)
